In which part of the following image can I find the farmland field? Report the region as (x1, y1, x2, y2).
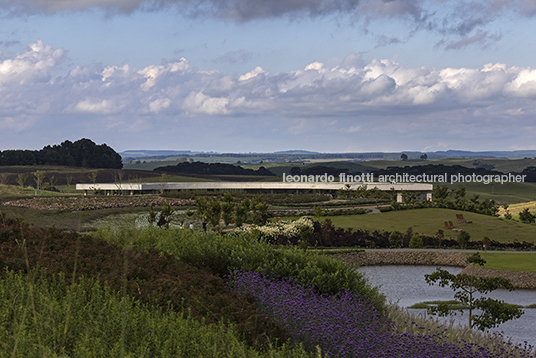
(325, 208, 536, 244)
(482, 253, 536, 272)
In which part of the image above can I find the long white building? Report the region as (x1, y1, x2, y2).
(76, 181, 433, 202)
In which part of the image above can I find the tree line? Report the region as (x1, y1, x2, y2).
(154, 161, 275, 176)
(0, 138, 122, 169)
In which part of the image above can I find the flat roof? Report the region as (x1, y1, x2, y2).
(76, 182, 433, 191)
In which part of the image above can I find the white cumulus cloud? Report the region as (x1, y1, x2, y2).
(2, 41, 536, 151)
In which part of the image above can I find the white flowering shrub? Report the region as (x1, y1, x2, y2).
(238, 216, 314, 241)
(135, 211, 187, 230)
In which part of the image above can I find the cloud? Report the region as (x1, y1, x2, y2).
(2, 40, 536, 151)
(0, 40, 64, 86)
(0, 0, 527, 24)
(0, 0, 531, 54)
(213, 49, 253, 65)
(0, 0, 363, 19)
(438, 29, 502, 50)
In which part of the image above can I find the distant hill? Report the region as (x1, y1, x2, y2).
(120, 150, 195, 158)
(432, 150, 536, 159)
(121, 149, 536, 164)
(273, 150, 320, 154)
(153, 161, 276, 176)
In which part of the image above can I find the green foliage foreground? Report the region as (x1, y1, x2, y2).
(0, 270, 310, 358)
(94, 226, 384, 309)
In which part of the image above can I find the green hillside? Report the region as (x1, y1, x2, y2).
(326, 208, 536, 244)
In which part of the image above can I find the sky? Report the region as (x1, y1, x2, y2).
(1, 0, 536, 153)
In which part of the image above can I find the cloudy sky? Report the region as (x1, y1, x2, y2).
(1, 0, 536, 153)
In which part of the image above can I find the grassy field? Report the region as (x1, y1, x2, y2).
(481, 253, 536, 272)
(448, 182, 536, 205)
(497, 201, 536, 216)
(325, 208, 536, 244)
(0, 204, 151, 231)
(0, 184, 69, 197)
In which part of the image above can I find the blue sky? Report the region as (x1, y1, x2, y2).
(1, 0, 536, 153)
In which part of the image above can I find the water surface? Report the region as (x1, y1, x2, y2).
(357, 265, 536, 347)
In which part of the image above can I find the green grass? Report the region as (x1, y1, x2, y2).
(447, 182, 536, 205)
(324, 208, 536, 244)
(0, 205, 152, 231)
(481, 253, 536, 272)
(408, 300, 527, 309)
(0, 271, 310, 358)
(408, 300, 468, 310)
(0, 184, 68, 197)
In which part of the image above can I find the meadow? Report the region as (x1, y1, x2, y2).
(481, 253, 536, 272)
(325, 208, 536, 244)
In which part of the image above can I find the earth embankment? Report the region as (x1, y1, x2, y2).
(333, 250, 536, 289)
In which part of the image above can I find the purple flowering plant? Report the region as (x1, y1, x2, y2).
(228, 269, 534, 358)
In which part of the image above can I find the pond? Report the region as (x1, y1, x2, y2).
(357, 265, 536, 348)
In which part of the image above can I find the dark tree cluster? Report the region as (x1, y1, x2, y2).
(0, 138, 122, 169)
(298, 165, 350, 177)
(154, 161, 275, 176)
(520, 166, 536, 182)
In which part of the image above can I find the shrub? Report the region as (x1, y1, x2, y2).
(389, 231, 403, 247)
(519, 208, 536, 224)
(409, 235, 423, 249)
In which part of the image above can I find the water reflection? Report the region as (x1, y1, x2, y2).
(357, 265, 536, 347)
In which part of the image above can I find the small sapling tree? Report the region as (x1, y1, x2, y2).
(148, 206, 157, 225)
(34, 170, 46, 192)
(234, 199, 250, 227)
(457, 231, 470, 248)
(389, 230, 403, 247)
(314, 205, 322, 218)
(502, 204, 512, 220)
(519, 208, 536, 224)
(251, 196, 269, 225)
(482, 236, 491, 253)
(17, 173, 28, 188)
(425, 254, 523, 331)
(206, 197, 222, 228)
(220, 193, 235, 227)
(88, 170, 99, 184)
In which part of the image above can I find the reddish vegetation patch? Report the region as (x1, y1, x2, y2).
(2, 196, 193, 211)
(0, 213, 288, 348)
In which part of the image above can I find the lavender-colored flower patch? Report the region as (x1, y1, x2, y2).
(229, 270, 521, 358)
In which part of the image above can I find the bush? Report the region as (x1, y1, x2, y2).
(519, 208, 536, 224)
(389, 231, 403, 247)
(409, 235, 423, 248)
